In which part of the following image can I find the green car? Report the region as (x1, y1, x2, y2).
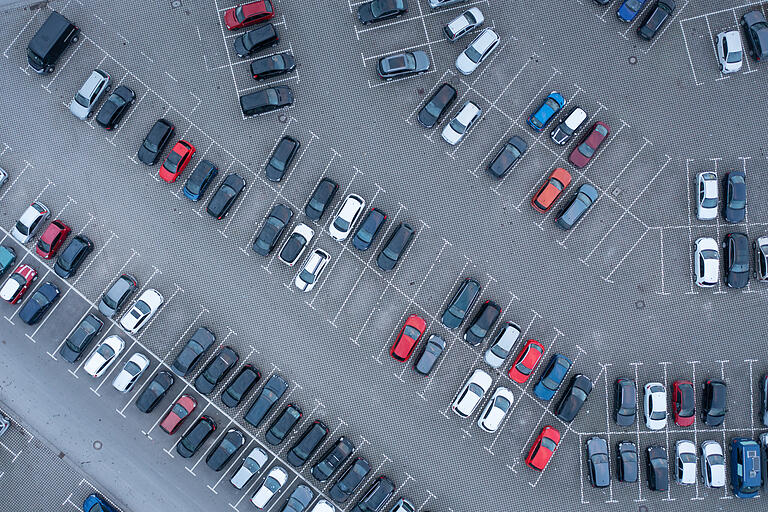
(0, 245, 16, 277)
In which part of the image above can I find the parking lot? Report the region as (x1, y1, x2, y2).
(1, 0, 768, 510)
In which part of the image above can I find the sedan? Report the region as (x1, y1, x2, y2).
(723, 232, 749, 288)
(253, 204, 293, 256)
(675, 439, 697, 484)
(177, 416, 216, 458)
(183, 160, 218, 201)
(455, 28, 499, 75)
(352, 208, 386, 251)
(696, 171, 718, 220)
(11, 201, 50, 244)
(614, 378, 637, 427)
(646, 445, 668, 491)
(233, 24, 279, 58)
(353, 476, 394, 512)
(477, 387, 513, 433)
(554, 184, 598, 230)
(251, 52, 295, 80)
(54, 235, 93, 278)
(206, 429, 245, 471)
(279, 223, 314, 266)
(83, 495, 117, 512)
(644, 382, 667, 430)
(265, 136, 300, 182)
(587, 436, 610, 488)
(617, 0, 648, 22)
(754, 236, 768, 281)
(694, 237, 719, 287)
(36, 219, 70, 259)
(95, 85, 135, 129)
(532, 167, 571, 213)
(451, 368, 492, 417)
(702, 379, 727, 426)
(441, 101, 481, 145)
(672, 379, 695, 427)
(533, 354, 572, 401)
(207, 173, 246, 220)
(329, 457, 370, 503)
(414, 334, 445, 375)
(357, 0, 407, 24)
(0, 264, 37, 304)
(295, 249, 331, 292)
(484, 321, 521, 369)
(283, 485, 314, 512)
(98, 274, 138, 318)
(569, 122, 610, 168)
(251, 466, 288, 508)
(526, 426, 560, 471)
(224, 0, 274, 30)
(60, 313, 103, 363)
(120, 289, 163, 334)
(444, 7, 484, 41)
(555, 374, 593, 422)
(18, 282, 59, 325)
(231, 447, 269, 489)
(329, 194, 366, 241)
(508, 339, 544, 383)
(83, 335, 125, 378)
(305, 177, 338, 220)
(160, 394, 197, 434)
(222, 365, 261, 408)
(135, 371, 174, 413)
(266, 404, 302, 445)
(194, 346, 239, 395)
(377, 51, 430, 79)
(417, 83, 456, 129)
(723, 171, 746, 223)
(312, 437, 355, 482)
(487, 136, 528, 179)
(441, 278, 481, 329)
(112, 352, 150, 393)
(742, 10, 768, 61)
(763, 375, 768, 426)
(527, 92, 565, 132)
(244, 374, 288, 428)
(137, 118, 174, 165)
(240, 86, 294, 116)
(700, 440, 725, 488)
(391, 314, 426, 361)
(617, 441, 638, 482)
(159, 140, 195, 183)
(376, 222, 414, 271)
(463, 300, 500, 346)
(637, 0, 675, 40)
(717, 30, 743, 73)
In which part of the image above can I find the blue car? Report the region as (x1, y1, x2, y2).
(527, 92, 565, 132)
(183, 159, 218, 201)
(730, 438, 761, 498)
(617, 0, 648, 22)
(533, 354, 572, 401)
(83, 494, 118, 512)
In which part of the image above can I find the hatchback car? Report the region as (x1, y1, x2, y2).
(224, 0, 274, 30)
(177, 416, 216, 458)
(463, 300, 500, 346)
(287, 420, 328, 467)
(98, 274, 138, 318)
(279, 223, 314, 266)
(112, 352, 150, 392)
(54, 234, 93, 278)
(207, 173, 246, 220)
(36, 219, 70, 259)
(231, 446, 269, 489)
(696, 171, 718, 220)
(95, 85, 135, 129)
(305, 177, 338, 220)
(329, 194, 366, 241)
(702, 379, 727, 426)
(357, 0, 407, 24)
(0, 264, 37, 304)
(195, 346, 239, 395)
(723, 232, 749, 288)
(555, 374, 593, 422)
(554, 184, 598, 230)
(0, 245, 15, 277)
(135, 370, 174, 413)
(441, 278, 481, 329)
(251, 52, 295, 80)
(532, 167, 571, 213)
(484, 321, 521, 368)
(763, 375, 768, 426)
(183, 160, 218, 201)
(295, 249, 331, 292)
(526, 426, 560, 471)
(60, 313, 103, 363)
(451, 368, 492, 417)
(417, 83, 456, 129)
(377, 51, 430, 79)
(240, 86, 294, 116)
(551, 106, 588, 145)
(533, 354, 572, 401)
(312, 436, 355, 481)
(233, 23, 279, 58)
(701, 440, 726, 488)
(675, 439, 697, 484)
(730, 438, 761, 498)
(329, 457, 371, 503)
(723, 171, 746, 223)
(646, 445, 668, 491)
(587, 436, 610, 488)
(376, 222, 414, 271)
(160, 394, 197, 434)
(508, 339, 545, 383)
(252, 466, 288, 509)
(441, 101, 482, 145)
(444, 8, 484, 41)
(222, 364, 260, 408)
(352, 208, 386, 251)
(0, 167, 7, 190)
(478, 387, 513, 433)
(387, 498, 414, 512)
(352, 476, 394, 512)
(206, 428, 245, 471)
(391, 314, 426, 361)
(283, 485, 314, 512)
(429, 0, 465, 6)
(159, 140, 195, 183)
(244, 374, 288, 428)
(487, 136, 527, 179)
(253, 204, 293, 256)
(614, 378, 637, 426)
(753, 236, 768, 281)
(83, 495, 117, 512)
(693, 237, 719, 287)
(527, 92, 565, 132)
(11, 201, 50, 244)
(19, 281, 60, 325)
(414, 334, 445, 375)
(83, 335, 125, 378)
(569, 122, 610, 168)
(716, 30, 744, 73)
(137, 118, 174, 165)
(266, 404, 302, 445)
(120, 288, 163, 334)
(617, 441, 638, 482)
(265, 136, 300, 182)
(637, 0, 674, 40)
(644, 382, 667, 430)
(742, 10, 768, 61)
(69, 69, 111, 120)
(670, 380, 694, 427)
(455, 28, 499, 75)
(617, 0, 647, 22)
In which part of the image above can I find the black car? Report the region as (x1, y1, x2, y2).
(305, 178, 338, 220)
(222, 365, 261, 408)
(244, 374, 288, 428)
(194, 346, 238, 395)
(287, 420, 328, 467)
(240, 86, 294, 116)
(183, 160, 218, 201)
(265, 404, 302, 445)
(637, 0, 675, 40)
(283, 485, 314, 512)
(98, 274, 137, 318)
(54, 235, 93, 278)
(206, 428, 245, 471)
(586, 436, 610, 488)
(60, 313, 103, 363)
(171, 326, 216, 377)
(265, 136, 300, 182)
(414, 334, 445, 375)
(233, 23, 279, 58)
(614, 378, 636, 427)
(137, 118, 174, 165)
(463, 300, 501, 346)
(723, 232, 749, 288)
(418, 83, 456, 128)
(646, 445, 668, 491)
(555, 374, 593, 422)
(376, 222, 414, 271)
(135, 371, 174, 413)
(617, 441, 638, 483)
(352, 208, 386, 251)
(358, 0, 407, 24)
(441, 278, 481, 329)
(253, 204, 293, 256)
(19, 282, 59, 325)
(177, 416, 216, 458)
(742, 10, 768, 61)
(487, 136, 528, 179)
(352, 476, 395, 512)
(251, 52, 295, 80)
(723, 171, 746, 223)
(312, 436, 355, 481)
(555, 184, 598, 230)
(330, 457, 371, 503)
(95, 85, 135, 130)
(702, 379, 727, 426)
(206, 173, 246, 220)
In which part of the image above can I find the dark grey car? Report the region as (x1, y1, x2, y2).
(376, 222, 414, 271)
(60, 313, 103, 363)
(98, 274, 138, 317)
(253, 204, 293, 256)
(414, 334, 445, 375)
(171, 327, 216, 377)
(554, 184, 598, 230)
(487, 136, 528, 179)
(617, 441, 638, 482)
(587, 436, 610, 488)
(282, 485, 313, 512)
(377, 51, 430, 79)
(614, 378, 637, 427)
(312, 437, 355, 481)
(440, 278, 481, 329)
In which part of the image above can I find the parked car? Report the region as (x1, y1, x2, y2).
(171, 327, 216, 377)
(0, 167, 7, 189)
(251, 52, 295, 80)
(177, 416, 216, 458)
(60, 313, 103, 363)
(159, 140, 195, 183)
(207, 173, 246, 220)
(352, 208, 386, 251)
(283, 485, 314, 512)
(754, 236, 768, 281)
(586, 437, 610, 488)
(569, 122, 610, 168)
(533, 354, 572, 401)
(414, 334, 445, 375)
(352, 476, 394, 512)
(252, 466, 288, 509)
(618, 0, 648, 22)
(484, 321, 521, 368)
(723, 171, 746, 223)
(441, 278, 481, 329)
(554, 184, 598, 230)
(693, 237, 719, 287)
(376, 222, 414, 271)
(54, 235, 93, 278)
(265, 136, 300, 182)
(617, 441, 638, 482)
(120, 288, 163, 334)
(36, 219, 70, 259)
(206, 428, 245, 471)
(487, 136, 527, 179)
(444, 8, 484, 41)
(526, 426, 560, 471)
(478, 387, 514, 432)
(644, 382, 667, 430)
(672, 380, 695, 427)
(305, 177, 338, 220)
(555, 374, 593, 422)
(329, 194, 366, 241)
(614, 378, 637, 427)
(701, 440, 726, 488)
(295, 249, 331, 292)
(716, 30, 743, 73)
(69, 69, 111, 120)
(11, 202, 50, 244)
(233, 23, 279, 57)
(741, 10, 768, 61)
(135, 371, 174, 413)
(160, 394, 197, 434)
(224, 0, 274, 30)
(231, 446, 269, 489)
(377, 51, 430, 79)
(287, 420, 328, 467)
(551, 107, 588, 145)
(329, 457, 370, 503)
(253, 204, 293, 256)
(696, 171, 718, 220)
(508, 339, 545, 383)
(637, 0, 675, 40)
(730, 438, 761, 497)
(702, 379, 727, 426)
(2, 415, 12, 437)
(311, 500, 335, 512)
(98, 274, 138, 317)
(244, 374, 288, 428)
(265, 404, 302, 445)
(222, 365, 261, 407)
(0, 264, 37, 304)
(18, 282, 59, 325)
(95, 85, 135, 129)
(532, 167, 571, 213)
(0, 246, 15, 277)
(183, 160, 218, 201)
(112, 353, 150, 393)
(451, 368, 492, 417)
(417, 83, 456, 129)
(723, 232, 749, 288)
(137, 118, 174, 165)
(387, 499, 414, 512)
(357, 0, 407, 24)
(527, 92, 565, 132)
(240, 86, 294, 116)
(195, 346, 239, 395)
(26, 10, 79, 75)
(83, 335, 125, 378)
(675, 439, 697, 484)
(312, 436, 355, 481)
(391, 314, 426, 361)
(82, 495, 117, 512)
(279, 224, 314, 266)
(429, 0, 466, 6)
(455, 28, 499, 75)
(463, 300, 500, 346)
(441, 101, 481, 145)
(646, 445, 668, 491)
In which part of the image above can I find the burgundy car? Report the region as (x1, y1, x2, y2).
(568, 122, 610, 169)
(160, 394, 197, 434)
(36, 220, 71, 259)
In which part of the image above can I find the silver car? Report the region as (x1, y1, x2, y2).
(455, 28, 499, 75)
(295, 249, 330, 292)
(0, 414, 9, 437)
(70, 69, 111, 120)
(429, 0, 466, 7)
(328, 194, 365, 241)
(700, 440, 725, 488)
(477, 387, 514, 432)
(0, 166, 8, 189)
(716, 30, 743, 74)
(754, 236, 768, 282)
(696, 171, 718, 220)
(444, 8, 484, 41)
(441, 101, 481, 145)
(484, 321, 521, 368)
(112, 352, 150, 392)
(231, 447, 269, 489)
(11, 201, 50, 244)
(694, 237, 719, 287)
(251, 466, 288, 509)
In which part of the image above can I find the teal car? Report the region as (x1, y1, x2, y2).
(0, 246, 15, 277)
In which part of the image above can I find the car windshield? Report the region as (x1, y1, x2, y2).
(243, 457, 262, 472)
(334, 216, 350, 232)
(235, 5, 246, 22)
(103, 290, 119, 309)
(572, 388, 587, 401)
(97, 344, 115, 359)
(578, 143, 595, 158)
(403, 325, 420, 339)
(465, 46, 482, 63)
(467, 383, 483, 398)
(124, 361, 140, 375)
(424, 99, 444, 118)
(490, 342, 509, 358)
(75, 93, 90, 108)
(299, 269, 316, 284)
(135, 301, 151, 315)
(148, 381, 164, 395)
(650, 409, 665, 420)
(14, 220, 30, 236)
(449, 118, 467, 134)
(701, 195, 717, 208)
(542, 375, 559, 389)
(495, 396, 511, 412)
(37, 239, 51, 253)
(541, 438, 556, 451)
(709, 454, 724, 465)
(281, 235, 303, 262)
(165, 151, 182, 169)
(626, 0, 642, 10)
(727, 50, 742, 63)
(265, 477, 280, 492)
(172, 403, 189, 418)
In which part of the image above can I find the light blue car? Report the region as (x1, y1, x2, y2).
(527, 92, 565, 132)
(617, 0, 648, 22)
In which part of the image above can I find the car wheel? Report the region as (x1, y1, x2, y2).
(46, 65, 55, 74)
(72, 35, 79, 43)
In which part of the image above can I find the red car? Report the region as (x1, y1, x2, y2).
(568, 122, 610, 169)
(508, 339, 544, 383)
(672, 380, 695, 427)
(224, 0, 274, 30)
(390, 314, 426, 361)
(159, 140, 195, 183)
(160, 394, 197, 434)
(0, 264, 37, 304)
(531, 167, 571, 212)
(526, 425, 561, 471)
(36, 220, 71, 259)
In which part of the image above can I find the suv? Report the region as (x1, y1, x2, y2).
(742, 10, 768, 61)
(730, 438, 761, 498)
(54, 235, 93, 278)
(26, 11, 79, 74)
(455, 28, 499, 75)
(330, 457, 370, 503)
(352, 476, 395, 512)
(95, 85, 135, 130)
(312, 437, 355, 481)
(287, 420, 328, 467)
(240, 86, 293, 116)
(233, 23, 279, 58)
(244, 374, 288, 428)
(376, 222, 414, 271)
(441, 278, 481, 329)
(444, 8, 484, 41)
(69, 69, 111, 120)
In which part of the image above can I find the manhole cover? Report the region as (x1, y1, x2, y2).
(171, 0, 182, 8)
(635, 300, 645, 310)
(417, 87, 425, 95)
(628, 56, 638, 65)
(93, 440, 102, 450)
(612, 187, 622, 197)
(277, 113, 288, 123)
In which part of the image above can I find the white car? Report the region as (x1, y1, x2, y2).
(429, 0, 466, 7)
(444, 8, 484, 41)
(694, 237, 719, 288)
(484, 322, 521, 368)
(700, 440, 725, 488)
(294, 249, 330, 292)
(675, 440, 697, 484)
(278, 223, 315, 266)
(754, 236, 768, 282)
(455, 28, 499, 75)
(328, 194, 365, 241)
(696, 171, 718, 220)
(112, 352, 150, 392)
(69, 69, 111, 120)
(0, 166, 8, 189)
(11, 202, 50, 244)
(310, 500, 335, 512)
(83, 335, 125, 378)
(643, 382, 667, 430)
(231, 447, 269, 489)
(251, 466, 288, 509)
(451, 368, 492, 417)
(716, 30, 743, 74)
(441, 101, 482, 145)
(120, 288, 163, 334)
(477, 387, 514, 432)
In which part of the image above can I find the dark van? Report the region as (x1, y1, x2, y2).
(27, 11, 79, 74)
